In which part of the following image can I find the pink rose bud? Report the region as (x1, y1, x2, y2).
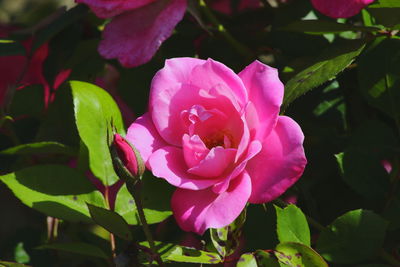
(111, 133, 145, 181)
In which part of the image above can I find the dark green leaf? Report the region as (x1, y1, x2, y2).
(38, 242, 108, 259)
(71, 80, 125, 186)
(114, 172, 172, 225)
(87, 203, 132, 241)
(358, 38, 400, 119)
(275, 205, 310, 246)
(0, 142, 75, 156)
(275, 242, 328, 267)
(0, 261, 31, 267)
(0, 165, 104, 222)
(32, 5, 88, 51)
(281, 20, 380, 35)
(283, 39, 366, 110)
(369, 0, 400, 8)
(316, 209, 388, 264)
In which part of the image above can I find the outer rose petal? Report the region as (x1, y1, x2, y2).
(247, 116, 307, 204)
(239, 60, 283, 141)
(311, 0, 375, 18)
(149, 146, 222, 190)
(171, 171, 251, 234)
(98, 0, 186, 67)
(76, 0, 156, 18)
(126, 113, 167, 166)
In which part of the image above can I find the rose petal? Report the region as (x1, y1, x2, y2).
(182, 134, 209, 168)
(171, 171, 251, 234)
(148, 146, 222, 190)
(126, 113, 167, 166)
(150, 58, 245, 146)
(76, 0, 156, 18)
(188, 147, 237, 177)
(239, 60, 283, 141)
(247, 116, 307, 204)
(98, 0, 186, 67)
(311, 0, 375, 18)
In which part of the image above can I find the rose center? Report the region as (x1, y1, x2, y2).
(202, 131, 234, 149)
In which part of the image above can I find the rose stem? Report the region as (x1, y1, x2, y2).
(126, 180, 164, 266)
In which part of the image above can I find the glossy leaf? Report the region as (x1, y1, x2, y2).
(275, 242, 328, 267)
(316, 209, 388, 264)
(71, 80, 125, 186)
(275, 205, 310, 246)
(283, 39, 366, 110)
(237, 253, 257, 267)
(165, 246, 222, 264)
(0, 165, 104, 222)
(87, 203, 132, 241)
(38, 242, 108, 259)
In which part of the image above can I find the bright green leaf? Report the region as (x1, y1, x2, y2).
(237, 253, 257, 267)
(165, 246, 222, 264)
(87, 203, 132, 241)
(0, 165, 104, 222)
(14, 243, 29, 264)
(71, 80, 125, 186)
(275, 205, 311, 246)
(275, 242, 328, 267)
(0, 261, 31, 267)
(316, 209, 388, 264)
(38, 242, 108, 259)
(283, 39, 366, 110)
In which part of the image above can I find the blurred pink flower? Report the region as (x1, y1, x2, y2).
(310, 0, 375, 18)
(76, 0, 187, 67)
(126, 58, 307, 234)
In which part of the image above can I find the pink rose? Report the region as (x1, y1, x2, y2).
(126, 58, 307, 234)
(76, 0, 186, 67)
(311, 0, 375, 18)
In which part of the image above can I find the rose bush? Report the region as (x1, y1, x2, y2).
(311, 0, 375, 18)
(126, 58, 307, 234)
(76, 0, 186, 67)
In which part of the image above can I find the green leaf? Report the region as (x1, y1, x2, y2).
(275, 242, 328, 267)
(237, 253, 257, 267)
(87, 203, 132, 241)
(71, 80, 125, 186)
(316, 209, 388, 264)
(0, 40, 25, 56)
(14, 242, 30, 264)
(281, 20, 380, 35)
(275, 205, 310, 246)
(282, 39, 366, 110)
(0, 165, 104, 222)
(369, 0, 400, 8)
(38, 242, 108, 259)
(210, 208, 246, 257)
(165, 246, 222, 264)
(336, 121, 397, 201)
(0, 142, 76, 156)
(32, 5, 88, 51)
(358, 38, 400, 119)
(0, 261, 31, 267)
(114, 172, 172, 225)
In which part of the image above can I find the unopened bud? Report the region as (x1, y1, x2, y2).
(111, 133, 145, 182)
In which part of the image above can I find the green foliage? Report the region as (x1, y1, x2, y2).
(0, 40, 25, 56)
(0, 142, 75, 156)
(275, 205, 310, 246)
(316, 209, 389, 264)
(282, 39, 366, 110)
(38, 242, 108, 259)
(71, 80, 125, 186)
(87, 203, 132, 241)
(0, 165, 104, 222)
(275, 242, 328, 267)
